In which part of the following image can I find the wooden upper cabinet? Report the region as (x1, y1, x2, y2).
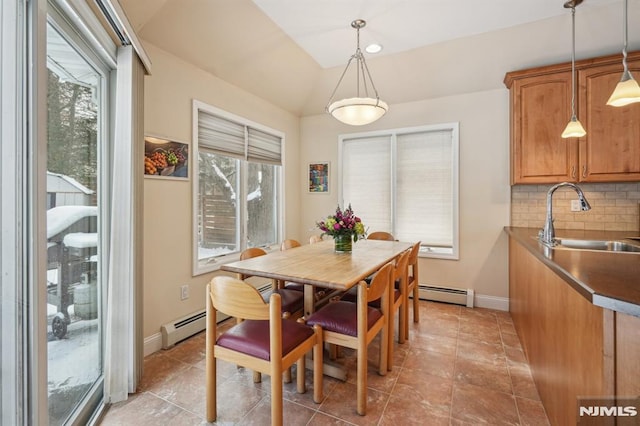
(579, 58, 640, 182)
(505, 52, 640, 185)
(509, 72, 577, 184)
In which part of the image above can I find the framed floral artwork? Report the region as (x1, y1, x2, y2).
(144, 136, 189, 180)
(308, 162, 329, 193)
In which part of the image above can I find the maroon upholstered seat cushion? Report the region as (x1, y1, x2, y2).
(340, 287, 398, 308)
(306, 301, 382, 337)
(262, 288, 304, 313)
(284, 282, 304, 292)
(216, 319, 314, 361)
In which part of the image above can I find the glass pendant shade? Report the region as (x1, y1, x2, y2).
(327, 97, 389, 126)
(326, 20, 388, 126)
(608, 0, 640, 106)
(607, 70, 640, 106)
(561, 116, 587, 138)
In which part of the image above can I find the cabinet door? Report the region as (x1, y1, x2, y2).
(579, 59, 640, 182)
(511, 73, 578, 184)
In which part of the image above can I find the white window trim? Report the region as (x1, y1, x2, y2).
(192, 100, 284, 275)
(338, 122, 460, 260)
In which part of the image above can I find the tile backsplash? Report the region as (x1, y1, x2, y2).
(511, 183, 640, 232)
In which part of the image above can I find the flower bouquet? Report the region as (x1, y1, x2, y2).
(316, 204, 366, 252)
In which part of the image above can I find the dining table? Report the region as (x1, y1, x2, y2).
(221, 238, 413, 380)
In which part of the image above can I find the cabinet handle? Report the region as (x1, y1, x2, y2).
(582, 165, 587, 178)
(571, 166, 576, 179)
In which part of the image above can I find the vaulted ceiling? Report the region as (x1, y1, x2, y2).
(119, 0, 631, 116)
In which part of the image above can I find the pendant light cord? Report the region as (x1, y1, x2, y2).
(622, 0, 630, 75)
(570, 6, 577, 119)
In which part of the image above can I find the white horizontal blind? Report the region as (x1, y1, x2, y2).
(342, 136, 392, 233)
(396, 130, 453, 246)
(247, 128, 281, 165)
(198, 110, 245, 159)
(198, 110, 282, 165)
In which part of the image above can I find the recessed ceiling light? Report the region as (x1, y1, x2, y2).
(365, 43, 383, 54)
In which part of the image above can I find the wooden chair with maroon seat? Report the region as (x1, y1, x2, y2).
(238, 247, 304, 320)
(404, 241, 421, 340)
(309, 234, 323, 244)
(238, 247, 305, 383)
(339, 248, 410, 371)
(367, 231, 395, 241)
(205, 276, 323, 425)
(304, 262, 393, 416)
(279, 239, 327, 302)
(388, 248, 410, 370)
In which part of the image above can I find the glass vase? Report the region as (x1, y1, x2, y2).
(334, 234, 353, 253)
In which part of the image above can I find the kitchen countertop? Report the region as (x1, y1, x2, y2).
(505, 226, 640, 318)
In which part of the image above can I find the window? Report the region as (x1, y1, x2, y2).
(193, 101, 282, 274)
(339, 123, 459, 259)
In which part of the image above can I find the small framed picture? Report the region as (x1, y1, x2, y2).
(308, 162, 329, 193)
(144, 136, 189, 180)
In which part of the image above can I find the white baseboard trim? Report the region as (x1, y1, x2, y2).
(474, 294, 509, 312)
(144, 332, 162, 357)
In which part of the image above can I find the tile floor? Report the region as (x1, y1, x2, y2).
(100, 301, 550, 425)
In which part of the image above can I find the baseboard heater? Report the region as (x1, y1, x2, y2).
(415, 284, 474, 308)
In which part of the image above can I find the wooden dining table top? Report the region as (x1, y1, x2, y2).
(221, 239, 413, 291)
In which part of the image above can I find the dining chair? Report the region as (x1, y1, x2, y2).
(367, 231, 395, 241)
(280, 238, 302, 251)
(239, 247, 305, 383)
(304, 261, 393, 416)
(238, 247, 304, 320)
(309, 234, 323, 244)
(279, 239, 328, 303)
(388, 248, 410, 370)
(339, 248, 409, 371)
(404, 241, 421, 341)
(205, 276, 323, 425)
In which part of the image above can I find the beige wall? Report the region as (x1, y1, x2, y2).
(143, 43, 301, 338)
(300, 89, 512, 303)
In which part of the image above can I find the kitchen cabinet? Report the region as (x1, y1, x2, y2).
(505, 52, 640, 184)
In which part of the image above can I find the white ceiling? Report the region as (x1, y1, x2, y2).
(119, 0, 634, 116)
(251, 0, 617, 68)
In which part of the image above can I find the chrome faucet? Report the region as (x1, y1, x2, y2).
(539, 182, 591, 246)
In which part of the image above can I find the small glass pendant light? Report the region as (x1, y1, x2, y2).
(607, 0, 640, 107)
(562, 1, 586, 139)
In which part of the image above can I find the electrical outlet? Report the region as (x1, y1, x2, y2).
(180, 284, 189, 300)
(571, 199, 581, 212)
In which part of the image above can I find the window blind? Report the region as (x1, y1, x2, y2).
(342, 135, 392, 233)
(395, 130, 453, 246)
(198, 110, 282, 165)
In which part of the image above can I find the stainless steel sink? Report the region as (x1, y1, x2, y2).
(555, 238, 640, 252)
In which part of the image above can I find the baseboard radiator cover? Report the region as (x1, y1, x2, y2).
(416, 284, 474, 308)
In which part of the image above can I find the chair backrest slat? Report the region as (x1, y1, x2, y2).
(281, 239, 302, 250)
(367, 231, 395, 241)
(367, 262, 394, 303)
(210, 276, 271, 320)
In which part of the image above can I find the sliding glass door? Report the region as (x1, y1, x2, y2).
(45, 13, 110, 425)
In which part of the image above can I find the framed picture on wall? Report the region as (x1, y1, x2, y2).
(144, 136, 189, 180)
(308, 162, 329, 193)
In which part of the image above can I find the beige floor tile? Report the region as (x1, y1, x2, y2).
(99, 301, 549, 425)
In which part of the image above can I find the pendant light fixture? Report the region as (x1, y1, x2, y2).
(326, 19, 388, 126)
(561, 0, 587, 139)
(607, 0, 640, 106)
